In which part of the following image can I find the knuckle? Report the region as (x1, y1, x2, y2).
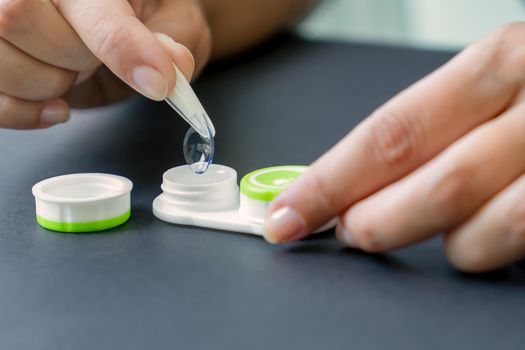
(491, 22, 525, 50)
(0, 0, 26, 36)
(344, 211, 388, 253)
(455, 22, 525, 90)
(485, 22, 525, 80)
(346, 218, 385, 253)
(91, 17, 130, 59)
(425, 167, 476, 225)
(366, 107, 422, 173)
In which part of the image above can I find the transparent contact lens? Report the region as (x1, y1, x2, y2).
(183, 121, 215, 174)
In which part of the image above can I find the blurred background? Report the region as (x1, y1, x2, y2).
(299, 0, 524, 50)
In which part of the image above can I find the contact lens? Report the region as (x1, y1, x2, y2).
(183, 123, 215, 174)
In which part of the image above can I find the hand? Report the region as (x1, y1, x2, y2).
(264, 23, 525, 273)
(0, 0, 211, 129)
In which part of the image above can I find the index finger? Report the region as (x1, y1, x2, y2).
(263, 26, 521, 243)
(55, 0, 176, 100)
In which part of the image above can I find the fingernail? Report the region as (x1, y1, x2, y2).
(132, 65, 168, 101)
(74, 69, 97, 86)
(264, 206, 306, 244)
(40, 104, 69, 125)
(335, 224, 357, 248)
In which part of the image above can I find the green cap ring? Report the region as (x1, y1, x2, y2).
(240, 165, 308, 202)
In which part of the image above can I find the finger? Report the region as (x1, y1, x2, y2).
(0, 94, 69, 129)
(444, 173, 525, 273)
(145, 0, 210, 77)
(154, 33, 195, 81)
(63, 66, 134, 108)
(0, 37, 75, 101)
(337, 100, 525, 252)
(55, 0, 176, 101)
(264, 24, 522, 243)
(0, 0, 99, 71)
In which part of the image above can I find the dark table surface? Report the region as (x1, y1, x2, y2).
(1, 37, 524, 350)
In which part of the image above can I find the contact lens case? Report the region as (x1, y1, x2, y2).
(153, 164, 334, 235)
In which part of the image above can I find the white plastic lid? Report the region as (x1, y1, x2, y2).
(32, 173, 133, 233)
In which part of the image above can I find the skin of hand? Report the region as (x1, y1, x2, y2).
(0, 0, 200, 128)
(264, 22, 525, 273)
(0, 0, 306, 129)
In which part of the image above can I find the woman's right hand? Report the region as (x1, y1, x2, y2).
(264, 23, 525, 273)
(0, 0, 209, 129)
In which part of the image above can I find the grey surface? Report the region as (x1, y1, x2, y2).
(0, 37, 524, 350)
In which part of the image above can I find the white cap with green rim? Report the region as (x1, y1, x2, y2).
(153, 164, 333, 235)
(32, 174, 133, 233)
(239, 166, 307, 223)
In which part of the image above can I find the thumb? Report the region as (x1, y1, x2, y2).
(55, 0, 175, 101)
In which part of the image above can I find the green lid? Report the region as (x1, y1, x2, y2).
(240, 165, 308, 202)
